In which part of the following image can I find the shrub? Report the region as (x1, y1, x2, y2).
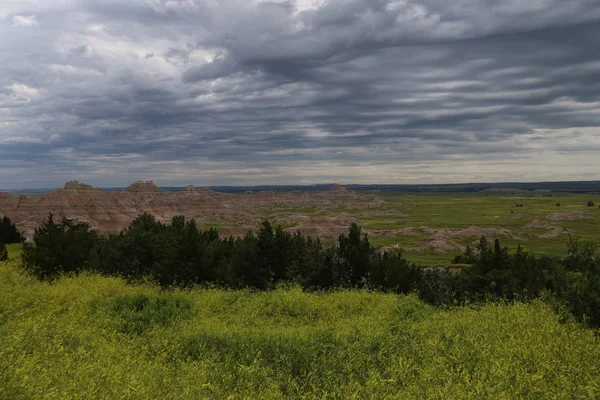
(587, 201, 595, 207)
(90, 292, 194, 335)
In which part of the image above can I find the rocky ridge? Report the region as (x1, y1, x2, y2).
(0, 182, 368, 239)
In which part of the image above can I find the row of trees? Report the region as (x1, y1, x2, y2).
(21, 214, 422, 294)
(427, 236, 600, 326)
(17, 213, 600, 327)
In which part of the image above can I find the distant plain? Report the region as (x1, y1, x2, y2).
(246, 191, 600, 266)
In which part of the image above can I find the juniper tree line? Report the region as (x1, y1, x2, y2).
(16, 213, 600, 327)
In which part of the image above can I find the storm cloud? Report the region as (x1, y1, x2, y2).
(1, 0, 600, 188)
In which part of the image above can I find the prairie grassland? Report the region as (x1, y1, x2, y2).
(250, 192, 600, 266)
(355, 192, 599, 265)
(1, 244, 600, 399)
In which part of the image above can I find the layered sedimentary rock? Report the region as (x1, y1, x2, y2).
(0, 182, 368, 239)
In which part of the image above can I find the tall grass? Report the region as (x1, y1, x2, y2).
(1, 244, 599, 399)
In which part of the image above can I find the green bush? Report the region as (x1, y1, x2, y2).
(90, 292, 194, 335)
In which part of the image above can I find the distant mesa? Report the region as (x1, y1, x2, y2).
(61, 181, 100, 192)
(330, 184, 348, 192)
(0, 178, 373, 240)
(185, 185, 217, 196)
(123, 180, 160, 193)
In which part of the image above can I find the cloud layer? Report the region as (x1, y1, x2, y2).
(1, 0, 600, 188)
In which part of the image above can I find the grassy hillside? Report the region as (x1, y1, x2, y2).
(1, 244, 599, 399)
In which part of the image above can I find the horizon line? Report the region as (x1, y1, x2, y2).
(3, 179, 600, 193)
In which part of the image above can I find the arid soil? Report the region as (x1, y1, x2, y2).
(545, 212, 589, 221)
(524, 220, 570, 238)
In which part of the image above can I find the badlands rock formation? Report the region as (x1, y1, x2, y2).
(0, 181, 369, 239)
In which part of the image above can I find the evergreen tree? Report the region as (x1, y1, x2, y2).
(565, 236, 598, 272)
(256, 220, 275, 283)
(117, 213, 170, 279)
(21, 214, 98, 280)
(372, 251, 421, 294)
(0, 216, 24, 243)
(335, 223, 373, 287)
(84, 246, 101, 271)
(453, 245, 476, 264)
(231, 232, 261, 288)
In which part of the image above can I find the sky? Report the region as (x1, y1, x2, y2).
(1, 0, 600, 189)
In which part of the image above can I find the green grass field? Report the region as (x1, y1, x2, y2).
(249, 191, 599, 266)
(2, 244, 600, 399)
(344, 192, 598, 266)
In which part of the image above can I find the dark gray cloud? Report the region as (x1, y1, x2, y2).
(1, 0, 600, 189)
